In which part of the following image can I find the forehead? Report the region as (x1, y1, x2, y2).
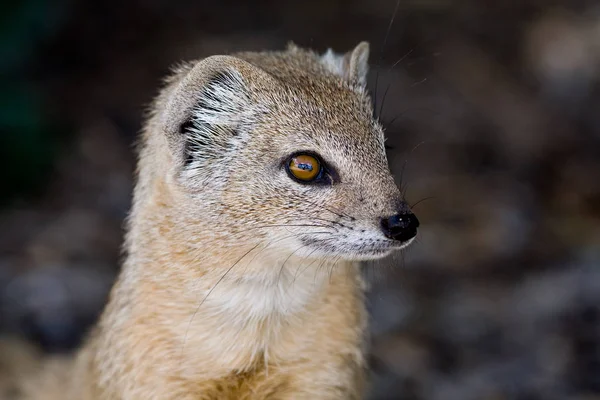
(253, 78, 385, 160)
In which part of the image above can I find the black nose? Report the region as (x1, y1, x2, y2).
(380, 212, 420, 242)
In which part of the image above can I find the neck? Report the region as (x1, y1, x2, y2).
(93, 245, 356, 385)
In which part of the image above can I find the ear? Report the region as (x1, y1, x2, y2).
(320, 41, 370, 86)
(159, 56, 267, 174)
(179, 68, 250, 166)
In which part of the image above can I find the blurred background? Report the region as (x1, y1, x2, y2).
(1, 0, 599, 399)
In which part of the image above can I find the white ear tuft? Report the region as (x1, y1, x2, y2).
(191, 69, 249, 128)
(320, 48, 348, 77)
(182, 68, 252, 166)
(320, 41, 370, 86)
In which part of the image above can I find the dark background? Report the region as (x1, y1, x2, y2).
(1, 0, 600, 399)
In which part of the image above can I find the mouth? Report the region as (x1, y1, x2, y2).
(352, 237, 416, 259)
(299, 236, 416, 261)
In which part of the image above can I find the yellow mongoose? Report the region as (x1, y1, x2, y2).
(9, 41, 419, 399)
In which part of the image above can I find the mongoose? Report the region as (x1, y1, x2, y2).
(10, 41, 419, 399)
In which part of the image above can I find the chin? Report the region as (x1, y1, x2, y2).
(298, 236, 416, 262)
(341, 249, 393, 261)
(343, 237, 418, 261)
(326, 244, 416, 262)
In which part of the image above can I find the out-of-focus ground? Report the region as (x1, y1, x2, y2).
(1, 0, 599, 399)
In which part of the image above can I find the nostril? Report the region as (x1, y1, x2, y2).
(380, 212, 419, 242)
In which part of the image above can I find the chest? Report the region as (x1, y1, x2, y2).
(205, 265, 327, 319)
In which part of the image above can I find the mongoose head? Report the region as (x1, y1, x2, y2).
(145, 41, 418, 262)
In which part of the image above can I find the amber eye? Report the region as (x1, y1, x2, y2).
(287, 154, 321, 182)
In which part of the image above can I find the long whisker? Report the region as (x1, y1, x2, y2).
(327, 254, 343, 285)
(385, 34, 429, 77)
(292, 247, 323, 284)
(324, 206, 354, 221)
(402, 183, 410, 199)
(310, 254, 331, 285)
(310, 217, 347, 229)
(389, 48, 414, 71)
(310, 242, 337, 281)
(378, 83, 391, 121)
(377, 49, 415, 121)
(277, 243, 314, 285)
(245, 231, 315, 267)
(410, 196, 435, 209)
(374, 0, 401, 119)
(384, 109, 410, 131)
(399, 140, 427, 190)
(245, 230, 337, 280)
(378, 48, 418, 120)
(244, 224, 338, 268)
(317, 253, 340, 285)
(181, 242, 261, 354)
(410, 77, 428, 87)
(303, 199, 356, 221)
(247, 223, 336, 231)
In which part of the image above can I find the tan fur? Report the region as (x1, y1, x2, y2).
(10, 41, 415, 399)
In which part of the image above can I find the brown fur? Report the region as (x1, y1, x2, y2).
(8, 41, 414, 399)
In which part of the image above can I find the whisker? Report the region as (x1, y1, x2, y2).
(389, 48, 414, 71)
(310, 217, 348, 229)
(374, 0, 401, 119)
(277, 243, 314, 285)
(378, 48, 416, 120)
(312, 255, 331, 285)
(401, 183, 410, 199)
(182, 242, 261, 354)
(247, 223, 336, 231)
(387, 31, 431, 76)
(327, 254, 343, 285)
(378, 83, 391, 121)
(410, 77, 427, 87)
(305, 200, 356, 221)
(410, 196, 435, 209)
(292, 247, 325, 284)
(245, 232, 311, 267)
(322, 254, 343, 286)
(313, 247, 338, 283)
(248, 229, 336, 273)
(384, 109, 409, 131)
(399, 140, 428, 190)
